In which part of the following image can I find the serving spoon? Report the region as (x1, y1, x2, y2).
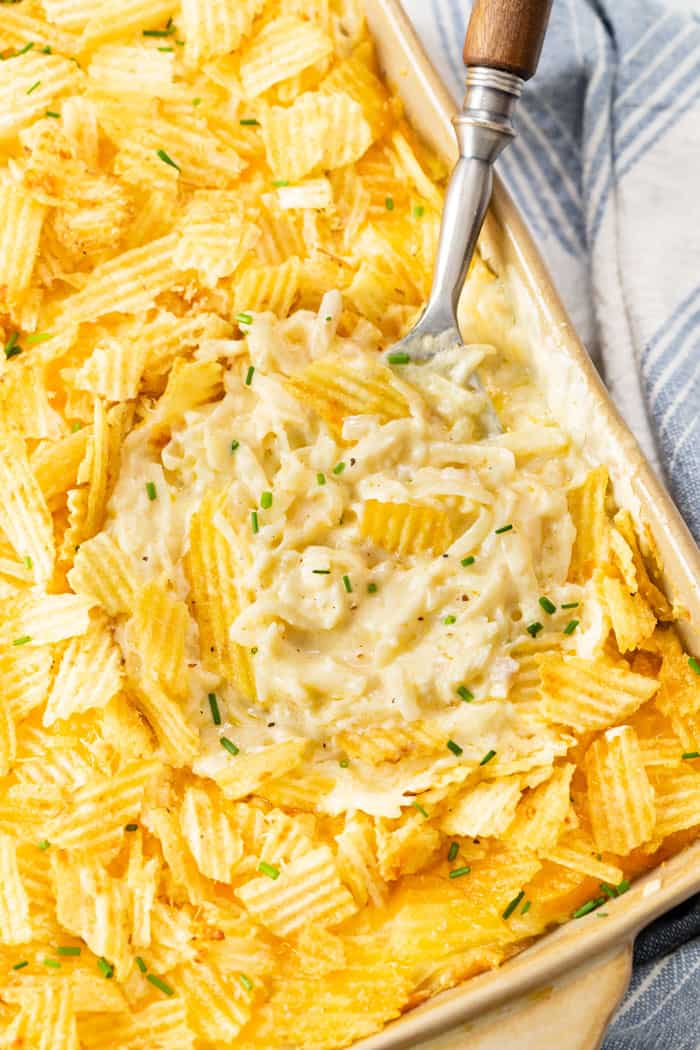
(384, 0, 553, 398)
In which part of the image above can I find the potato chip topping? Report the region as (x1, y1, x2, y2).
(0, 2, 698, 1048)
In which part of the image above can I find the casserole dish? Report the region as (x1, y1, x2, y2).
(355, 3, 700, 1048)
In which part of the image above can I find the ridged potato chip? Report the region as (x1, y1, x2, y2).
(233, 256, 301, 318)
(0, 832, 31, 945)
(567, 465, 609, 582)
(240, 16, 332, 98)
(441, 776, 522, 839)
(361, 499, 452, 556)
(601, 573, 656, 653)
(506, 764, 574, 852)
(538, 653, 658, 731)
(0, 422, 55, 585)
(181, 0, 264, 66)
(79, 998, 194, 1050)
(585, 726, 655, 853)
(5, 981, 79, 1050)
(43, 611, 122, 725)
(127, 577, 189, 698)
(335, 812, 385, 907)
(214, 738, 310, 801)
(67, 532, 140, 617)
(180, 785, 244, 882)
(262, 91, 372, 180)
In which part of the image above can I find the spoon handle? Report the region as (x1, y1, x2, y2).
(463, 0, 553, 81)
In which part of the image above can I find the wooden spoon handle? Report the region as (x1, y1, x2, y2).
(463, 0, 553, 81)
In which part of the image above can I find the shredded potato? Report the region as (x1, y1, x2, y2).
(0, 3, 698, 1048)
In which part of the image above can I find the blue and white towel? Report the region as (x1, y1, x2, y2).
(403, 0, 700, 1044)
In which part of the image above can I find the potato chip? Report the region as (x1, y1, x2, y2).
(53, 855, 130, 977)
(232, 256, 301, 318)
(613, 509, 673, 620)
(127, 577, 189, 698)
(441, 776, 522, 838)
(261, 91, 372, 180)
(88, 44, 174, 98)
(506, 764, 574, 852)
(32, 426, 91, 510)
(150, 359, 224, 439)
(180, 785, 244, 882)
(651, 766, 700, 838)
(79, 998, 194, 1050)
(320, 47, 390, 139)
(0, 52, 82, 144)
(179, 959, 252, 1042)
(67, 532, 141, 617)
(5, 981, 79, 1050)
(388, 130, 443, 210)
(0, 420, 55, 585)
(0, 359, 64, 441)
(585, 726, 655, 853)
(335, 811, 385, 907)
(75, 337, 147, 402)
(125, 830, 159, 947)
(652, 626, 700, 719)
(567, 465, 609, 582)
(262, 768, 334, 811)
(538, 653, 658, 731)
(185, 488, 256, 700)
(181, 0, 264, 66)
(360, 499, 452, 557)
(240, 16, 332, 98)
(1, 591, 93, 646)
(43, 612, 122, 726)
(0, 832, 31, 944)
(143, 805, 212, 907)
(129, 679, 199, 767)
(275, 177, 333, 211)
(601, 573, 656, 653)
(375, 813, 441, 881)
(0, 700, 16, 779)
(138, 310, 232, 386)
(543, 829, 624, 885)
(215, 738, 310, 802)
(0, 6, 79, 55)
(174, 193, 259, 287)
(237, 843, 357, 938)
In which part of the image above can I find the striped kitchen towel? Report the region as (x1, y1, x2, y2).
(402, 0, 700, 1046)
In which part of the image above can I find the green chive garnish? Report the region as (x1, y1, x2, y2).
(231, 439, 239, 452)
(527, 622, 543, 637)
(342, 574, 352, 593)
(136, 956, 148, 973)
(689, 657, 700, 675)
(447, 739, 463, 757)
(572, 897, 605, 919)
(316, 472, 326, 485)
(461, 555, 475, 567)
(236, 312, 253, 325)
(16, 42, 35, 56)
(480, 749, 496, 766)
(71, 422, 82, 432)
(4, 332, 21, 359)
(12, 961, 28, 970)
(387, 351, 410, 364)
(208, 692, 221, 726)
(145, 481, 157, 501)
(157, 45, 174, 51)
(443, 614, 456, 625)
(413, 204, 425, 217)
(616, 879, 630, 895)
(13, 636, 31, 646)
(495, 524, 513, 534)
(156, 148, 180, 172)
(143, 19, 175, 36)
(539, 596, 556, 615)
(239, 972, 254, 991)
(239, 118, 259, 126)
(457, 685, 473, 702)
(220, 737, 239, 756)
(447, 842, 459, 863)
(561, 601, 579, 609)
(26, 79, 40, 94)
(260, 491, 272, 509)
(25, 331, 52, 344)
(332, 461, 345, 475)
(147, 974, 174, 996)
(56, 946, 81, 956)
(37, 839, 49, 850)
(449, 865, 471, 879)
(251, 510, 259, 534)
(339, 758, 350, 768)
(258, 861, 280, 879)
(682, 751, 700, 760)
(192, 97, 202, 106)
(312, 568, 330, 574)
(563, 619, 579, 635)
(43, 958, 60, 968)
(45, 110, 60, 118)
(97, 957, 113, 978)
(125, 823, 138, 832)
(245, 365, 255, 385)
(367, 582, 378, 594)
(24, 556, 32, 569)
(502, 891, 525, 919)
(521, 899, 532, 915)
(272, 179, 289, 187)
(412, 800, 429, 818)
(385, 195, 394, 210)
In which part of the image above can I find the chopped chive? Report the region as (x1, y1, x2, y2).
(616, 879, 630, 895)
(332, 461, 345, 475)
(245, 365, 255, 385)
(12, 961, 28, 971)
(26, 79, 40, 94)
(502, 891, 525, 919)
(239, 118, 259, 126)
(413, 204, 425, 218)
(143, 23, 175, 36)
(561, 601, 580, 609)
(136, 956, 148, 973)
(563, 619, 579, 635)
(527, 622, 543, 637)
(236, 311, 253, 325)
(339, 758, 350, 768)
(272, 179, 289, 187)
(4, 332, 21, 359)
(412, 800, 429, 818)
(260, 491, 272, 510)
(387, 351, 410, 364)
(157, 45, 174, 51)
(45, 110, 60, 117)
(251, 646, 258, 655)
(239, 972, 254, 991)
(42, 45, 52, 53)
(367, 582, 378, 594)
(24, 556, 32, 569)
(192, 96, 202, 106)
(56, 946, 81, 956)
(208, 692, 221, 726)
(258, 861, 280, 880)
(71, 421, 83, 432)
(145, 481, 157, 501)
(147, 973, 174, 996)
(230, 439, 239, 452)
(539, 596, 556, 615)
(495, 524, 513, 534)
(449, 865, 471, 879)
(37, 839, 49, 850)
(461, 555, 475, 567)
(25, 331, 52, 344)
(220, 736, 239, 756)
(480, 749, 496, 766)
(16, 42, 35, 55)
(97, 957, 113, 978)
(689, 657, 700, 676)
(251, 510, 259, 534)
(447, 739, 463, 757)
(125, 823, 138, 832)
(385, 195, 394, 210)
(682, 751, 700, 760)
(443, 614, 456, 625)
(43, 958, 60, 968)
(316, 472, 326, 485)
(521, 899, 532, 915)
(13, 636, 31, 646)
(457, 685, 473, 702)
(312, 568, 331, 574)
(572, 897, 606, 919)
(599, 882, 617, 899)
(342, 574, 352, 593)
(156, 148, 180, 172)
(447, 841, 459, 863)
